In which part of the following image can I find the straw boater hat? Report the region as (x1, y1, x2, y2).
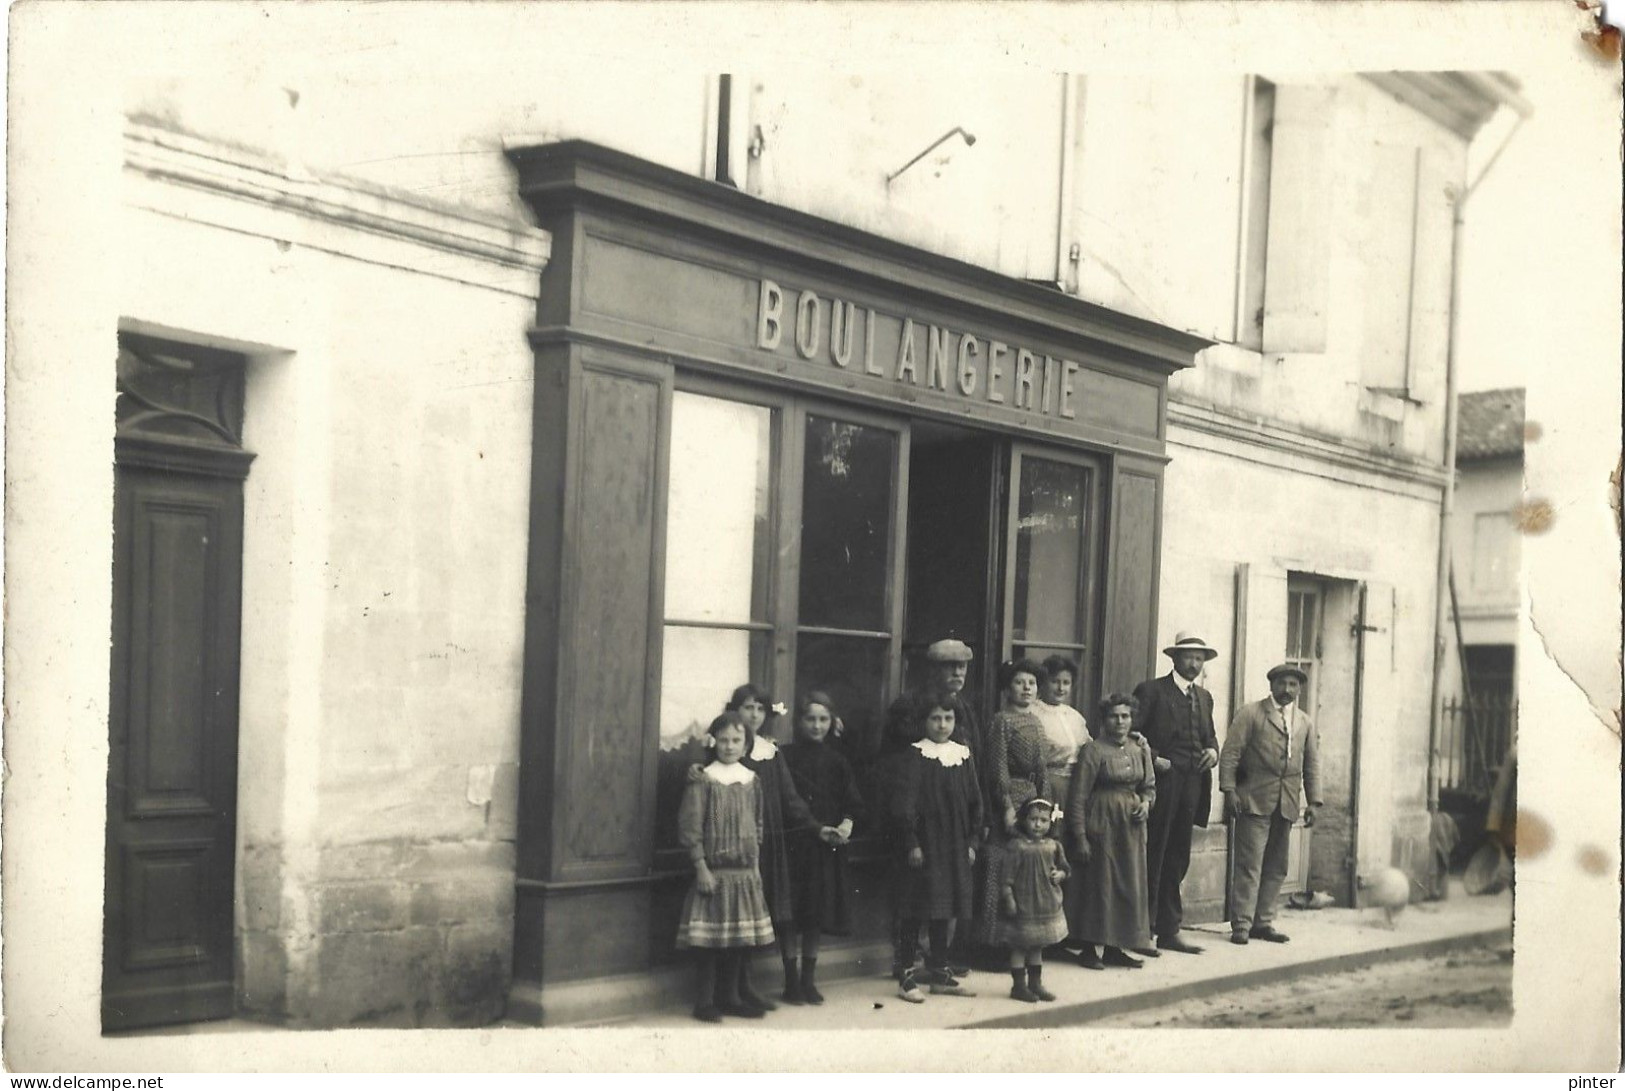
(1266, 663, 1309, 685)
(1161, 631, 1220, 661)
(925, 639, 974, 663)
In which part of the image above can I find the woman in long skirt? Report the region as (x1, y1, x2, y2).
(1066, 693, 1157, 970)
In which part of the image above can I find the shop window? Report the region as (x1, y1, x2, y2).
(655, 392, 775, 848)
(795, 416, 900, 763)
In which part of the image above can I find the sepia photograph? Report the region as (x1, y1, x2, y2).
(3, 0, 1620, 1075)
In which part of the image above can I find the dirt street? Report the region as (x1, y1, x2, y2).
(1097, 943, 1513, 1029)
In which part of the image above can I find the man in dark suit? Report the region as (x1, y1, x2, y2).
(1132, 632, 1221, 954)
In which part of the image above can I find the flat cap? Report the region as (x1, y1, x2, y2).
(1267, 663, 1309, 685)
(925, 639, 974, 663)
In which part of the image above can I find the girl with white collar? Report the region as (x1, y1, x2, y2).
(675, 712, 777, 1021)
(888, 700, 984, 1002)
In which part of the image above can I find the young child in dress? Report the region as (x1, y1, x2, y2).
(999, 797, 1070, 1002)
(675, 712, 778, 1022)
(969, 659, 1054, 957)
(779, 691, 865, 1005)
(890, 700, 983, 1002)
(725, 683, 821, 1007)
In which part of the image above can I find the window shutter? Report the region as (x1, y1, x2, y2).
(1231, 562, 1290, 717)
(1261, 85, 1338, 354)
(1406, 146, 1456, 401)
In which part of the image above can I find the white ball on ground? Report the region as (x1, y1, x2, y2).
(1368, 866, 1411, 909)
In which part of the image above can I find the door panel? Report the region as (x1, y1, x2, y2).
(1003, 444, 1103, 707)
(105, 461, 244, 1031)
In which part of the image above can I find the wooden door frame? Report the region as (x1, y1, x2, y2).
(997, 441, 1108, 713)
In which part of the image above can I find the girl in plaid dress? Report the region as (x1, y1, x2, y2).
(675, 712, 777, 1022)
(999, 797, 1070, 1003)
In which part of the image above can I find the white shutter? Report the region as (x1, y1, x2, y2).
(1231, 562, 1291, 713)
(1406, 147, 1456, 401)
(1261, 84, 1338, 354)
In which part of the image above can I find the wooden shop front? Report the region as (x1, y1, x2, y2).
(504, 141, 1209, 1022)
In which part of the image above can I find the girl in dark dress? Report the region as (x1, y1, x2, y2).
(724, 684, 820, 1009)
(778, 691, 864, 1005)
(890, 700, 983, 1002)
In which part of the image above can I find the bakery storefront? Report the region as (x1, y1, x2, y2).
(504, 142, 1209, 1022)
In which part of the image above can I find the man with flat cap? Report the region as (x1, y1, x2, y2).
(880, 638, 986, 977)
(1220, 662, 1322, 945)
(883, 639, 983, 768)
(1132, 631, 1221, 954)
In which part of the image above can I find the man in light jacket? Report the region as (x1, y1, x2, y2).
(1220, 663, 1322, 945)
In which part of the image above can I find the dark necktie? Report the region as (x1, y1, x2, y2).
(1188, 685, 1200, 726)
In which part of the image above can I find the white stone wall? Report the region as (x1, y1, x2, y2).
(119, 126, 548, 1024)
(1451, 456, 1523, 648)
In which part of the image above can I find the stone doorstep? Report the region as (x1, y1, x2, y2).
(510, 940, 898, 1027)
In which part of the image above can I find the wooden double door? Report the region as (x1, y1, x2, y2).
(103, 334, 251, 1031)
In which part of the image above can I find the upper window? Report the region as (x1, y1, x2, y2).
(1471, 511, 1514, 594)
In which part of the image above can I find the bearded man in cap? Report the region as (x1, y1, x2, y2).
(883, 639, 983, 768)
(879, 638, 986, 980)
(1220, 663, 1322, 945)
(1132, 632, 1221, 955)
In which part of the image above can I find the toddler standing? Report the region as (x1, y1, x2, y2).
(999, 797, 1070, 1002)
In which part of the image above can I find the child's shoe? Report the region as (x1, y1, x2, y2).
(1027, 966, 1055, 1002)
(1009, 983, 1039, 1003)
(799, 958, 824, 1005)
(780, 959, 805, 1005)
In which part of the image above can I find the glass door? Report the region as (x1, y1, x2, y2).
(1000, 444, 1104, 712)
(791, 409, 908, 769)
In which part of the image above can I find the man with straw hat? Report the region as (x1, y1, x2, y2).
(1132, 631, 1221, 955)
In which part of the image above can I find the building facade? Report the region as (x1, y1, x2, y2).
(72, 52, 1523, 1028)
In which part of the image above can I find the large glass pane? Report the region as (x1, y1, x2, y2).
(798, 417, 896, 632)
(1011, 457, 1091, 644)
(664, 392, 772, 623)
(794, 631, 890, 779)
(656, 625, 772, 848)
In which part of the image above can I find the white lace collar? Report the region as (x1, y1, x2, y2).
(913, 738, 971, 767)
(749, 735, 778, 761)
(705, 761, 756, 786)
